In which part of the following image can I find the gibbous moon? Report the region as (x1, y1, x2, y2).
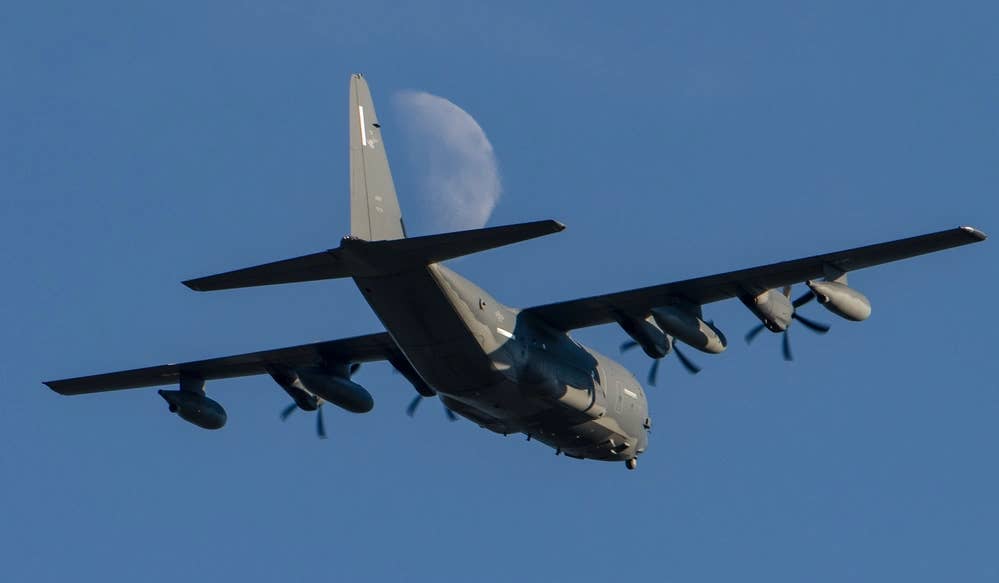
(394, 91, 502, 232)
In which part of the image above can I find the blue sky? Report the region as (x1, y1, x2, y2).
(2, 2, 997, 581)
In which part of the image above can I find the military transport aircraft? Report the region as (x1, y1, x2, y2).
(45, 74, 986, 470)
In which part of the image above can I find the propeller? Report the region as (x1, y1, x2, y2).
(620, 337, 701, 386)
(316, 406, 326, 438)
(390, 363, 454, 421)
(406, 394, 421, 417)
(745, 288, 829, 361)
(406, 394, 459, 421)
(280, 399, 327, 439)
(277, 363, 361, 439)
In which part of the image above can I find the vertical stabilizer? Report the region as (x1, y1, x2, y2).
(349, 74, 406, 241)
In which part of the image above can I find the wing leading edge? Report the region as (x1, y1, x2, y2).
(524, 226, 987, 331)
(45, 332, 397, 395)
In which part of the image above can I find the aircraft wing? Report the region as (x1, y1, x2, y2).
(523, 226, 987, 331)
(45, 332, 398, 395)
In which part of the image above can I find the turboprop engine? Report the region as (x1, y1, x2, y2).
(741, 286, 831, 361)
(617, 313, 702, 383)
(650, 306, 727, 354)
(740, 289, 793, 332)
(158, 389, 227, 430)
(806, 280, 872, 321)
(616, 314, 670, 359)
(286, 366, 374, 413)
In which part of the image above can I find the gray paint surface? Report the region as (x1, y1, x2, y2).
(44, 74, 986, 469)
(349, 73, 405, 241)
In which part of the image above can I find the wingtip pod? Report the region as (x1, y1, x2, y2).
(960, 226, 987, 241)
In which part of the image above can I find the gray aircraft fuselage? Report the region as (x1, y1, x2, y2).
(42, 74, 987, 471)
(354, 262, 649, 462)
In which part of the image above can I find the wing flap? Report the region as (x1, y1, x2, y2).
(45, 332, 396, 395)
(526, 226, 986, 331)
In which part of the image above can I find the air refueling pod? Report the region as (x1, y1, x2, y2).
(806, 280, 872, 321)
(159, 376, 227, 430)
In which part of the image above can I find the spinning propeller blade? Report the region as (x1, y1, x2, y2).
(746, 286, 830, 361)
(279, 401, 328, 439)
(673, 346, 702, 374)
(406, 395, 421, 417)
(793, 291, 816, 308)
(793, 313, 830, 333)
(621, 337, 700, 385)
(647, 359, 660, 386)
(316, 406, 327, 439)
(745, 323, 767, 344)
(405, 394, 460, 422)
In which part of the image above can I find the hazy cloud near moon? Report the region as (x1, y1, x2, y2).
(393, 91, 501, 231)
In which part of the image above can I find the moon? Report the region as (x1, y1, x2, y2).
(394, 91, 502, 232)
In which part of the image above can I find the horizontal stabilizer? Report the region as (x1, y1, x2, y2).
(183, 219, 565, 292)
(371, 219, 566, 264)
(183, 249, 352, 291)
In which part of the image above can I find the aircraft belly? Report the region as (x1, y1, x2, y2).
(440, 377, 643, 461)
(354, 269, 499, 393)
(356, 265, 646, 462)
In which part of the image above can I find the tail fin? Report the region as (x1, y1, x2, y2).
(181, 74, 566, 293)
(349, 74, 406, 241)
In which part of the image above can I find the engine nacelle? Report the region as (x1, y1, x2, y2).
(268, 367, 320, 411)
(806, 280, 871, 321)
(740, 289, 793, 332)
(617, 315, 669, 359)
(158, 389, 227, 430)
(650, 306, 727, 354)
(296, 368, 374, 413)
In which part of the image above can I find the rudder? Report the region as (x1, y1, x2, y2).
(349, 74, 406, 241)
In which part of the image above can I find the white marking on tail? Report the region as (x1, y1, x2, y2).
(358, 106, 368, 146)
(496, 328, 515, 339)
